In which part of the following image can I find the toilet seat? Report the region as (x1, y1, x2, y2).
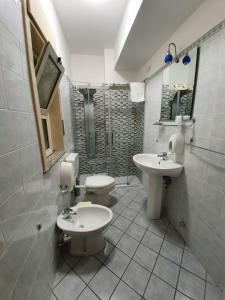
(85, 175, 115, 190)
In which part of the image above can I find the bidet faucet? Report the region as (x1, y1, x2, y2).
(157, 152, 168, 160)
(62, 207, 77, 219)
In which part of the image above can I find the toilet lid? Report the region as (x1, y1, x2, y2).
(85, 175, 115, 189)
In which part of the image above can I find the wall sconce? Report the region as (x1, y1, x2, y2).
(164, 43, 179, 64)
(182, 52, 191, 65)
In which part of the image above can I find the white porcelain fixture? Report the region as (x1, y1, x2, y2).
(65, 153, 115, 206)
(57, 204, 113, 256)
(133, 153, 183, 219)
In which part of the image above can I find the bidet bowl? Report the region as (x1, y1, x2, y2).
(57, 204, 113, 236)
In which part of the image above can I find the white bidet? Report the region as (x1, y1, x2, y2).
(57, 204, 113, 256)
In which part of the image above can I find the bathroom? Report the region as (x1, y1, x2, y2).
(1, 0, 225, 299)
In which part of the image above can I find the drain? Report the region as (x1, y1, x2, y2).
(79, 224, 84, 228)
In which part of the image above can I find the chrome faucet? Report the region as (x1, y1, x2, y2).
(62, 207, 77, 219)
(157, 152, 168, 160)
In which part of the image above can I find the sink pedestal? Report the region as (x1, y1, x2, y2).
(147, 174, 163, 219)
(133, 153, 183, 220)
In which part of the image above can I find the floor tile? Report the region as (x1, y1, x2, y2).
(160, 240, 183, 265)
(62, 252, 81, 268)
(77, 287, 99, 300)
(122, 208, 138, 221)
(133, 244, 157, 272)
(50, 293, 58, 300)
(105, 248, 131, 278)
(181, 250, 206, 279)
(95, 241, 114, 263)
(117, 234, 139, 257)
(142, 230, 163, 253)
(53, 259, 71, 288)
(113, 216, 131, 232)
(111, 212, 119, 223)
(111, 203, 126, 215)
(177, 268, 205, 300)
(165, 225, 185, 248)
(122, 260, 150, 296)
(133, 212, 150, 229)
(184, 243, 192, 253)
(105, 225, 123, 245)
(153, 255, 179, 288)
(175, 291, 192, 300)
(111, 281, 141, 300)
(144, 274, 175, 300)
(128, 201, 143, 212)
(120, 196, 133, 206)
(205, 282, 222, 300)
(53, 271, 86, 300)
(74, 257, 102, 283)
(148, 219, 168, 238)
(89, 266, 119, 300)
(206, 272, 217, 285)
(126, 223, 146, 242)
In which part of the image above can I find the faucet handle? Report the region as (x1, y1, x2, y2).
(157, 152, 167, 156)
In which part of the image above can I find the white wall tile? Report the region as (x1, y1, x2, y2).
(0, 23, 22, 76)
(2, 67, 32, 112)
(0, 0, 23, 43)
(0, 66, 7, 109)
(0, 150, 22, 205)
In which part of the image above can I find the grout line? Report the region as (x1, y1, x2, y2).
(203, 273, 207, 300)
(107, 214, 152, 299)
(142, 221, 170, 298)
(173, 241, 185, 300)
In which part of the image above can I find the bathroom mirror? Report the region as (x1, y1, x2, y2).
(160, 47, 200, 123)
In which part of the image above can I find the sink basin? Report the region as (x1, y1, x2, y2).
(133, 153, 183, 177)
(133, 153, 183, 219)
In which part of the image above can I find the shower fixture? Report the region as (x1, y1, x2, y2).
(164, 43, 179, 64)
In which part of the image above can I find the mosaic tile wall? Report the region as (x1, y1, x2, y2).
(70, 86, 144, 180)
(161, 85, 193, 120)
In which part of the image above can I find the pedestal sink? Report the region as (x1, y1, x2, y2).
(133, 153, 183, 219)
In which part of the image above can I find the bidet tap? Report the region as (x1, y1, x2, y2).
(157, 152, 168, 160)
(62, 207, 77, 219)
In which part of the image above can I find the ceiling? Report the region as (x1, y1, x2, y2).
(53, 0, 128, 55)
(116, 0, 205, 70)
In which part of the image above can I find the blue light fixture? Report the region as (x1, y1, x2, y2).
(182, 52, 191, 65)
(164, 43, 179, 64)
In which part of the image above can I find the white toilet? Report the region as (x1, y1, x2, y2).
(57, 204, 113, 256)
(65, 153, 115, 206)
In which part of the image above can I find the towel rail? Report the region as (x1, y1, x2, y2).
(185, 143, 225, 156)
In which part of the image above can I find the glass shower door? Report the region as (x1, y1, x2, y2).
(107, 87, 129, 185)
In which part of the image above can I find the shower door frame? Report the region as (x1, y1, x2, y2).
(106, 85, 130, 186)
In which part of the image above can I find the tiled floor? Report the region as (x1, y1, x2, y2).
(51, 185, 222, 300)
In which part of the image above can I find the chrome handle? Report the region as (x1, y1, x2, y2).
(111, 132, 114, 145)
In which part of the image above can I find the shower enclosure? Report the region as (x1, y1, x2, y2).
(70, 83, 144, 185)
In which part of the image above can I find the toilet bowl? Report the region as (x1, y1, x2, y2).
(65, 153, 115, 206)
(57, 204, 113, 256)
(84, 175, 115, 206)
